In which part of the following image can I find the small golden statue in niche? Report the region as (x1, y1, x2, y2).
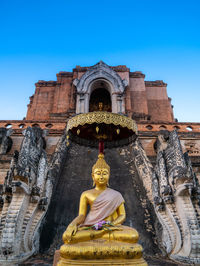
(58, 154, 147, 265)
(98, 102, 103, 111)
(89, 100, 112, 112)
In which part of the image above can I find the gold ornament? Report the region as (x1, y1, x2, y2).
(66, 111, 137, 133)
(95, 126, 99, 134)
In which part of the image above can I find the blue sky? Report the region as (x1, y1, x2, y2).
(0, 0, 200, 122)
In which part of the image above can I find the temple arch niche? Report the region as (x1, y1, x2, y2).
(73, 61, 128, 114)
(89, 80, 112, 112)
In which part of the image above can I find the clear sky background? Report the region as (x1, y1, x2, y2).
(0, 0, 199, 122)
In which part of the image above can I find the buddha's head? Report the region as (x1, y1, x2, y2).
(92, 153, 110, 187)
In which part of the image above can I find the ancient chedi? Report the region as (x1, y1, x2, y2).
(0, 61, 199, 265)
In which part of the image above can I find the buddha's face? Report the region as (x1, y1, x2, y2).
(93, 168, 109, 186)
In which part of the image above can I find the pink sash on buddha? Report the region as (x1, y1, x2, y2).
(81, 188, 124, 226)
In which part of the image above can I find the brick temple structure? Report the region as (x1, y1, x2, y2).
(0, 61, 200, 265)
(26, 61, 174, 122)
(0, 61, 199, 183)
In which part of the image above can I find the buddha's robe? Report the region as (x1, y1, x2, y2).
(60, 187, 144, 264)
(63, 188, 139, 244)
(81, 188, 124, 226)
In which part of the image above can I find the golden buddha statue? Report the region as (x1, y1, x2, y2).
(98, 102, 103, 111)
(58, 154, 147, 265)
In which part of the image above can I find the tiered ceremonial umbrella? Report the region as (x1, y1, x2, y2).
(66, 111, 137, 152)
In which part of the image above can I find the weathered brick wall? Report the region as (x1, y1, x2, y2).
(25, 64, 175, 122)
(52, 75, 74, 115)
(146, 83, 173, 122)
(27, 82, 57, 120)
(129, 75, 148, 115)
(26, 75, 75, 120)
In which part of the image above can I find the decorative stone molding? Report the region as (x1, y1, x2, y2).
(0, 128, 13, 155)
(152, 130, 200, 264)
(73, 61, 128, 114)
(56, 72, 73, 78)
(130, 71, 145, 78)
(73, 64, 130, 73)
(111, 65, 130, 72)
(132, 112, 151, 121)
(1, 121, 200, 136)
(145, 80, 167, 87)
(184, 141, 200, 155)
(0, 127, 53, 264)
(131, 138, 154, 202)
(36, 81, 59, 87)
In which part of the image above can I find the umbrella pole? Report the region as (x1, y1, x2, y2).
(99, 140, 104, 154)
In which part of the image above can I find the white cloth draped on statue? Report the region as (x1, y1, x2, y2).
(81, 188, 124, 226)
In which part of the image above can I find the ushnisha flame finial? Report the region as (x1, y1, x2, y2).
(92, 153, 110, 175)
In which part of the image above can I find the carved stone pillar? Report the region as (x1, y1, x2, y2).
(152, 130, 200, 265)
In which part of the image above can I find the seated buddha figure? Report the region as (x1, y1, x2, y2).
(58, 154, 147, 266)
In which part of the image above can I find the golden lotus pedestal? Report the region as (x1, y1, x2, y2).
(57, 239, 147, 266)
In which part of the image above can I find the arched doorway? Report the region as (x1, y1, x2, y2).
(89, 87, 112, 112)
(74, 61, 127, 114)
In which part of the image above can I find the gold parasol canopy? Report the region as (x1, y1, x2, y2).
(66, 111, 137, 148)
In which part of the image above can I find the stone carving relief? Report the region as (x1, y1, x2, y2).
(0, 128, 13, 155)
(0, 127, 53, 264)
(73, 61, 128, 114)
(152, 130, 200, 264)
(183, 140, 200, 155)
(131, 139, 154, 202)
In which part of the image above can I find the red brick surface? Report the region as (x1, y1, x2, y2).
(130, 91, 148, 115)
(25, 64, 174, 122)
(147, 99, 173, 121)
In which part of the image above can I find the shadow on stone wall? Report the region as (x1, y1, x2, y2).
(39, 142, 160, 255)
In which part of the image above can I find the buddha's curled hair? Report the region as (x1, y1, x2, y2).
(92, 153, 110, 174)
